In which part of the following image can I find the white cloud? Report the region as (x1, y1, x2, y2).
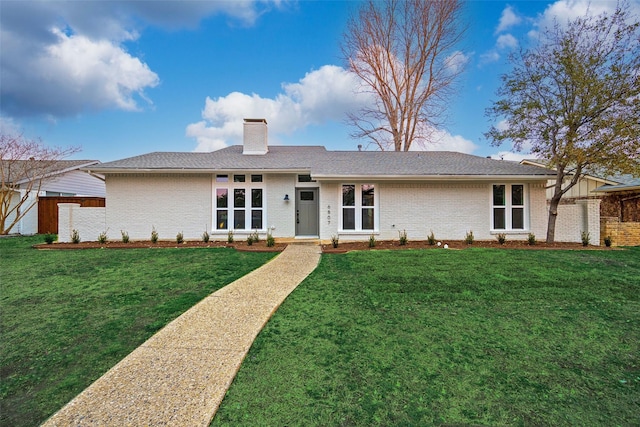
(0, 1, 280, 118)
(489, 151, 533, 162)
(496, 33, 518, 50)
(444, 51, 470, 74)
(534, 0, 640, 34)
(187, 65, 372, 152)
(495, 5, 522, 34)
(419, 129, 478, 154)
(479, 50, 500, 66)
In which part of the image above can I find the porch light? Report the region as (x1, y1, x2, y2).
(284, 194, 290, 202)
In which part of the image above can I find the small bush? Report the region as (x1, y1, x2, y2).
(398, 229, 408, 245)
(581, 230, 590, 247)
(151, 227, 159, 243)
(71, 229, 80, 244)
(121, 230, 129, 243)
(330, 234, 339, 248)
(427, 230, 436, 245)
(266, 231, 275, 247)
(497, 233, 507, 245)
(176, 232, 184, 244)
(227, 230, 234, 243)
(202, 230, 210, 243)
(464, 230, 474, 245)
(527, 233, 537, 246)
(604, 235, 612, 247)
(44, 234, 56, 244)
(246, 235, 254, 246)
(250, 230, 260, 243)
(368, 234, 376, 248)
(98, 231, 108, 244)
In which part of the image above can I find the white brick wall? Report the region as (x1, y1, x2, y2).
(58, 203, 106, 242)
(319, 181, 549, 242)
(106, 174, 212, 241)
(554, 199, 601, 244)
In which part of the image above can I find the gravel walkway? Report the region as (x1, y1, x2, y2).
(42, 243, 321, 427)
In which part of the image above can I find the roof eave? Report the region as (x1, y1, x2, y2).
(312, 174, 553, 182)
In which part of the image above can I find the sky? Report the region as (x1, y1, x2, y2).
(1, 0, 637, 163)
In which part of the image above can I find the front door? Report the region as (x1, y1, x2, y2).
(296, 188, 319, 236)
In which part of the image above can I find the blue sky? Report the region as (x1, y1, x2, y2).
(1, 0, 636, 162)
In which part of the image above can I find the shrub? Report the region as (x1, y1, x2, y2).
(250, 230, 260, 243)
(527, 233, 537, 245)
(227, 230, 234, 243)
(427, 230, 436, 245)
(121, 230, 129, 243)
(246, 235, 254, 246)
(497, 233, 507, 245)
(44, 234, 56, 244)
(398, 229, 408, 245)
(150, 227, 159, 244)
(176, 232, 184, 244)
(604, 235, 612, 247)
(368, 234, 376, 248)
(464, 230, 474, 245)
(266, 231, 275, 247)
(202, 230, 210, 243)
(98, 231, 108, 244)
(330, 234, 339, 248)
(71, 229, 80, 244)
(581, 230, 590, 247)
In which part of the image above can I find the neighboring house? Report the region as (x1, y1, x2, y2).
(63, 119, 565, 244)
(2, 160, 105, 235)
(594, 176, 640, 246)
(520, 159, 640, 245)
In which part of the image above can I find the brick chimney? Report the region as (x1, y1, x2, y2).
(242, 118, 268, 155)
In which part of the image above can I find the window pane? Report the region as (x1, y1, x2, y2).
(493, 185, 505, 206)
(233, 175, 245, 183)
(362, 208, 374, 230)
(216, 188, 228, 208)
(342, 208, 355, 229)
(216, 174, 228, 183)
(362, 184, 375, 206)
(493, 207, 506, 229)
(251, 174, 263, 183)
(342, 185, 355, 206)
(234, 210, 245, 229)
(216, 210, 227, 229)
(251, 210, 262, 229)
(512, 208, 524, 229)
(251, 189, 263, 208)
(234, 189, 245, 207)
(300, 191, 314, 201)
(512, 185, 524, 206)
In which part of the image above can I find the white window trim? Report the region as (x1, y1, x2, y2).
(212, 174, 266, 232)
(490, 183, 529, 232)
(339, 183, 379, 233)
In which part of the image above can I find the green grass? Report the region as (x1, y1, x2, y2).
(0, 236, 275, 427)
(213, 248, 640, 426)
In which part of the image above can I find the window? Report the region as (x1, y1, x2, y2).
(214, 175, 264, 230)
(298, 174, 315, 183)
(492, 184, 526, 230)
(341, 184, 376, 231)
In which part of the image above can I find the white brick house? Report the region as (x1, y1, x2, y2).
(73, 119, 560, 243)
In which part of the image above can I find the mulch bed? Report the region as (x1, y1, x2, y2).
(34, 240, 287, 252)
(34, 239, 616, 253)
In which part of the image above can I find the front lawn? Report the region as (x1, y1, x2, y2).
(213, 248, 640, 426)
(0, 236, 275, 427)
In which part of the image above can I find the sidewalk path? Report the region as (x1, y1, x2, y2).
(43, 244, 321, 426)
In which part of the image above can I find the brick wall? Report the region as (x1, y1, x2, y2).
(554, 199, 600, 244)
(58, 203, 106, 242)
(106, 173, 212, 241)
(600, 217, 640, 246)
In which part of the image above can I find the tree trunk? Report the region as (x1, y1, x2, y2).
(546, 195, 562, 243)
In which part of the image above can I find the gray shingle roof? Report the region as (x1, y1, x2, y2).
(2, 160, 100, 183)
(89, 146, 554, 178)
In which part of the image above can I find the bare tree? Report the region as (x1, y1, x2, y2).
(486, 4, 640, 243)
(342, 0, 466, 151)
(1, 132, 79, 234)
